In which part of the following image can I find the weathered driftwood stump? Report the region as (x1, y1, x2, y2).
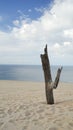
(40, 45, 62, 104)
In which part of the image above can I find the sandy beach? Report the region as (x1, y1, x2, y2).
(0, 80, 73, 130)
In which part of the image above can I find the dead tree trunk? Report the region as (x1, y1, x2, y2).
(40, 45, 62, 104)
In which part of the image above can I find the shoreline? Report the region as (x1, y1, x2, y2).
(0, 79, 73, 84)
(0, 80, 73, 130)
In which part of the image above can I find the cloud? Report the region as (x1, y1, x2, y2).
(13, 20, 20, 26)
(0, 0, 73, 65)
(64, 29, 73, 39)
(35, 7, 46, 13)
(63, 42, 71, 46)
(28, 9, 32, 12)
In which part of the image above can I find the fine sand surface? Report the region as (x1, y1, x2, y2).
(0, 80, 73, 130)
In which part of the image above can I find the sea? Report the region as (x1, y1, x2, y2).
(0, 65, 73, 83)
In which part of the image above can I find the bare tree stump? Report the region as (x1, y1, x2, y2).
(40, 45, 62, 104)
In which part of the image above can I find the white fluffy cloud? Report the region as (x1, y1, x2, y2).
(0, 0, 73, 65)
(64, 29, 73, 39)
(13, 20, 20, 26)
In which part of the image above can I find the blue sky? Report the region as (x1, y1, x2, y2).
(0, 0, 73, 65)
(0, 0, 53, 31)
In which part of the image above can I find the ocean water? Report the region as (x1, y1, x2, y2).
(0, 65, 73, 83)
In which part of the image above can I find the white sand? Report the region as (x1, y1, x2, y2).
(0, 80, 73, 130)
